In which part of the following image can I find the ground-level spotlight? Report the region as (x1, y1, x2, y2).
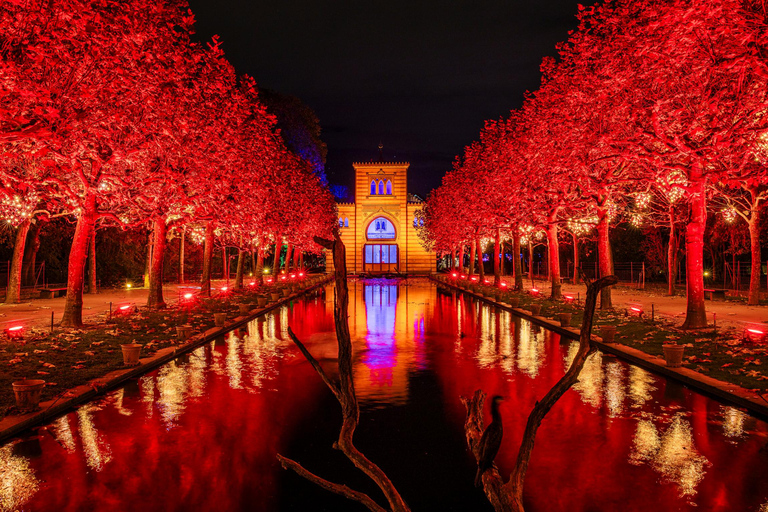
(743, 324, 767, 343)
(5, 325, 24, 339)
(290, 274, 296, 279)
(628, 302, 643, 317)
(500, 282, 507, 288)
(460, 275, 466, 279)
(530, 288, 539, 296)
(126, 283, 132, 289)
(451, 273, 458, 278)
(299, 272, 305, 277)
(248, 281, 256, 286)
(115, 303, 135, 316)
(563, 293, 574, 303)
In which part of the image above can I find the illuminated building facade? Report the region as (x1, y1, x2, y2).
(329, 160, 434, 274)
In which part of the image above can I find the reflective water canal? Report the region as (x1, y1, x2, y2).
(3, 279, 768, 511)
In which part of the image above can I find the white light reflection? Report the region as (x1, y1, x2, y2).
(50, 416, 76, 453)
(628, 366, 656, 408)
(517, 320, 545, 377)
(721, 406, 747, 442)
(565, 342, 603, 407)
(156, 361, 190, 427)
(604, 361, 625, 417)
(243, 317, 280, 389)
(0, 444, 39, 512)
(476, 304, 497, 367)
(114, 388, 133, 417)
(141, 375, 155, 418)
(77, 404, 112, 471)
(629, 414, 709, 498)
(226, 331, 243, 389)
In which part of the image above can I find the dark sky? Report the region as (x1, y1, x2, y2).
(186, 0, 590, 198)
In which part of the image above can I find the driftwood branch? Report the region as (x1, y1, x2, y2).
(277, 454, 387, 512)
(281, 229, 410, 512)
(464, 275, 618, 512)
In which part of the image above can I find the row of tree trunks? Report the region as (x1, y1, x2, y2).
(493, 228, 501, 285)
(477, 237, 485, 282)
(513, 232, 523, 290)
(201, 221, 214, 297)
(21, 220, 43, 287)
(179, 228, 186, 285)
(469, 240, 477, 277)
(272, 234, 282, 276)
(571, 232, 580, 284)
(235, 242, 245, 289)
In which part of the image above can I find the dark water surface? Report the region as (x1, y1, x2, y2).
(3, 278, 768, 511)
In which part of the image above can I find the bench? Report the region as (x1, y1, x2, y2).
(704, 288, 727, 300)
(40, 287, 67, 299)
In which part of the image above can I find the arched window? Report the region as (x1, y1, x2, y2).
(370, 180, 377, 195)
(367, 217, 396, 239)
(339, 218, 344, 228)
(344, 217, 349, 227)
(386, 180, 392, 195)
(378, 180, 384, 195)
(413, 218, 417, 228)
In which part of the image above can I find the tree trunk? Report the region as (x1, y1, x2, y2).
(272, 235, 282, 276)
(86, 228, 97, 294)
(597, 203, 614, 309)
(235, 246, 245, 289)
(547, 214, 561, 299)
(469, 241, 476, 277)
(147, 217, 167, 309)
(21, 220, 42, 286)
(201, 221, 214, 297)
(682, 175, 708, 329)
(61, 195, 97, 327)
(494, 228, 501, 285)
(222, 247, 228, 281)
(143, 232, 152, 289)
(528, 243, 533, 282)
(293, 247, 300, 271)
(450, 249, 456, 271)
(458, 245, 465, 274)
(748, 191, 761, 306)
(514, 232, 523, 290)
(179, 227, 185, 285)
(572, 233, 580, 284)
(477, 237, 485, 282)
(299, 252, 304, 270)
(285, 243, 293, 272)
(5, 218, 31, 304)
(667, 208, 677, 296)
(256, 246, 264, 284)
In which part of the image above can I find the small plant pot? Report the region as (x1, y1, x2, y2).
(282, 288, 291, 298)
(559, 313, 572, 327)
(528, 304, 541, 316)
(213, 313, 227, 327)
(238, 304, 251, 316)
(270, 292, 281, 302)
(663, 344, 685, 367)
(257, 296, 268, 308)
(507, 297, 520, 308)
(600, 325, 617, 343)
(13, 379, 46, 411)
(121, 343, 142, 366)
(176, 325, 193, 341)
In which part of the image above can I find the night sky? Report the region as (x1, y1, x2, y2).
(186, 0, 591, 198)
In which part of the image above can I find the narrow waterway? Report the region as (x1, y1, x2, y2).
(2, 278, 768, 511)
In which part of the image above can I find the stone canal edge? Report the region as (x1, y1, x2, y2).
(0, 276, 335, 445)
(430, 275, 768, 421)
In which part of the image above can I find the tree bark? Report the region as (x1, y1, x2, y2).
(235, 246, 245, 289)
(682, 174, 708, 329)
(513, 232, 523, 290)
(572, 233, 580, 284)
(147, 217, 167, 309)
(469, 240, 476, 277)
(547, 214, 561, 299)
(200, 221, 214, 297)
(272, 234, 282, 276)
(748, 189, 761, 306)
(86, 227, 97, 294)
(597, 203, 614, 309)
(285, 243, 293, 272)
(5, 218, 31, 304)
(528, 243, 533, 281)
(21, 220, 42, 287)
(256, 246, 264, 284)
(179, 227, 185, 285)
(477, 237, 485, 282)
(293, 247, 300, 271)
(61, 194, 97, 327)
(144, 231, 152, 289)
(458, 245, 465, 274)
(450, 249, 456, 271)
(494, 228, 501, 286)
(667, 208, 678, 296)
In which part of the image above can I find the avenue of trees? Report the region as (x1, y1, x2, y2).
(420, 0, 768, 329)
(0, 0, 336, 326)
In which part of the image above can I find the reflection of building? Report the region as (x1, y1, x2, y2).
(329, 160, 434, 274)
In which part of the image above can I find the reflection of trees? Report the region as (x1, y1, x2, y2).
(462, 275, 617, 511)
(77, 404, 112, 471)
(0, 444, 39, 511)
(629, 414, 709, 498)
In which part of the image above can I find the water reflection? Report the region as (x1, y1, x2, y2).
(0, 444, 39, 512)
(3, 279, 768, 512)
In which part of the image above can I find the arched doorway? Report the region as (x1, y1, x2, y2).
(364, 216, 398, 273)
